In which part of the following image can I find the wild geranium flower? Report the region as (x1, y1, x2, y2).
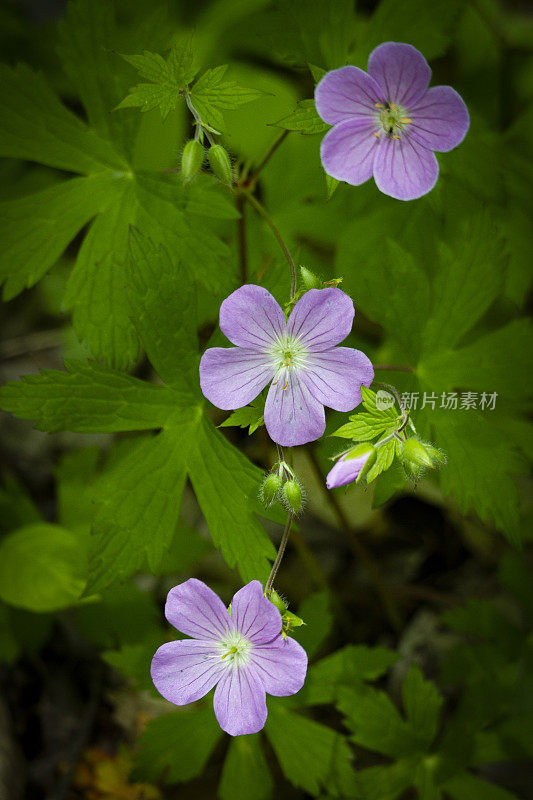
(199, 284, 374, 447)
(326, 443, 376, 489)
(315, 41, 470, 200)
(151, 579, 307, 736)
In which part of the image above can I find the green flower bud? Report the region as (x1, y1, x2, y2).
(282, 479, 303, 514)
(181, 139, 204, 182)
(300, 266, 322, 291)
(268, 589, 288, 613)
(402, 438, 435, 469)
(424, 444, 447, 466)
(260, 473, 282, 507)
(208, 144, 233, 186)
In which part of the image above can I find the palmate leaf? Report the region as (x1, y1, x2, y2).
(0, 234, 275, 592)
(189, 65, 263, 131)
(265, 701, 360, 798)
(117, 38, 198, 120)
(0, 0, 235, 368)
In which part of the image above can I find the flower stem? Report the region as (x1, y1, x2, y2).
(245, 194, 297, 299)
(265, 512, 294, 596)
(373, 364, 414, 372)
(236, 195, 247, 285)
(306, 446, 403, 632)
(185, 93, 215, 145)
(246, 130, 289, 188)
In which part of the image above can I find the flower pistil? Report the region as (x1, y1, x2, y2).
(374, 101, 412, 140)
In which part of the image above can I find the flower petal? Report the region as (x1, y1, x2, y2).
(302, 347, 374, 412)
(315, 65, 384, 125)
(326, 453, 368, 489)
(231, 580, 282, 644)
(199, 347, 274, 411)
(320, 118, 380, 186)
(151, 639, 225, 705)
(213, 666, 267, 736)
(165, 578, 233, 640)
(250, 636, 308, 697)
(219, 285, 286, 350)
(373, 137, 438, 201)
(368, 42, 431, 108)
(264, 370, 325, 447)
(409, 85, 470, 152)
(287, 288, 355, 351)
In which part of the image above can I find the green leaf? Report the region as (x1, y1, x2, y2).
(219, 734, 273, 800)
(272, 99, 329, 134)
(338, 685, 420, 758)
(265, 701, 360, 798)
(0, 523, 87, 612)
(127, 228, 199, 390)
(134, 706, 223, 784)
(429, 411, 526, 545)
(0, 360, 176, 433)
(443, 772, 521, 800)
(189, 65, 263, 131)
(366, 439, 398, 483)
(117, 39, 198, 120)
(301, 644, 398, 705)
(402, 665, 443, 750)
(62, 174, 232, 367)
(358, 759, 418, 800)
(0, 63, 125, 173)
(332, 411, 399, 442)
(419, 319, 533, 400)
(422, 216, 504, 352)
(326, 173, 340, 200)
(57, 0, 138, 153)
(88, 424, 191, 591)
(219, 395, 265, 435)
(0, 175, 116, 300)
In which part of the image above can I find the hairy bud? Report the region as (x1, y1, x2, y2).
(300, 266, 322, 291)
(181, 139, 204, 182)
(268, 589, 288, 613)
(282, 479, 303, 515)
(346, 442, 377, 483)
(208, 144, 233, 186)
(402, 438, 435, 469)
(260, 473, 282, 508)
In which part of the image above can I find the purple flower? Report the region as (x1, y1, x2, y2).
(151, 579, 307, 736)
(315, 42, 469, 201)
(199, 284, 374, 447)
(326, 444, 376, 489)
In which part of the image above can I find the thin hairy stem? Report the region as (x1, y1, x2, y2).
(306, 446, 403, 632)
(246, 194, 296, 299)
(236, 195, 247, 285)
(246, 130, 289, 187)
(265, 513, 294, 596)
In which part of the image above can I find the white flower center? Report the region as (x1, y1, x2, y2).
(219, 630, 252, 668)
(374, 101, 412, 140)
(268, 334, 308, 391)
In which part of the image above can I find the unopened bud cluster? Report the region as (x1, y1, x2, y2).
(400, 437, 446, 482)
(260, 461, 305, 516)
(181, 141, 233, 186)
